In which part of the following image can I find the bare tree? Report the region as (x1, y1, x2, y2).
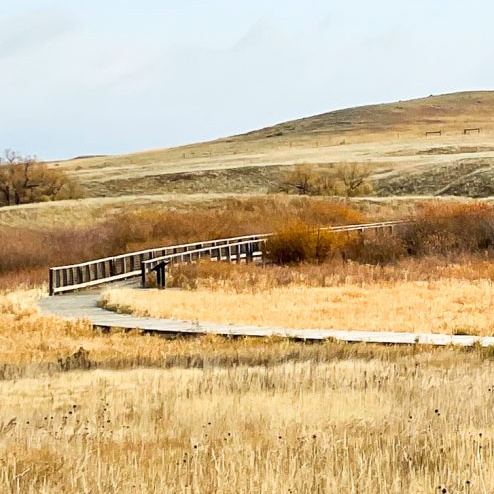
(2, 149, 22, 164)
(283, 164, 318, 195)
(0, 150, 83, 206)
(280, 163, 373, 197)
(334, 163, 373, 197)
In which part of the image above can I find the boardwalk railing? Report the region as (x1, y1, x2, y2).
(49, 221, 403, 295)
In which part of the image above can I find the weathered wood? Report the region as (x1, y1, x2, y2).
(425, 130, 442, 137)
(49, 221, 405, 295)
(38, 294, 494, 348)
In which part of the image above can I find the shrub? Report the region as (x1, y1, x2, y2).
(264, 223, 345, 265)
(343, 231, 407, 265)
(402, 202, 494, 256)
(0, 158, 83, 206)
(280, 163, 373, 197)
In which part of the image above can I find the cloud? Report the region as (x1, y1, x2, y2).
(0, 5, 76, 60)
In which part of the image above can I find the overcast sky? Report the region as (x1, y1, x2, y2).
(1, 0, 492, 160)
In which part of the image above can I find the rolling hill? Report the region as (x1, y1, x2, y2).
(50, 91, 494, 198)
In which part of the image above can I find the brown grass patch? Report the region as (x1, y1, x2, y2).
(104, 256, 494, 336)
(2, 348, 494, 492)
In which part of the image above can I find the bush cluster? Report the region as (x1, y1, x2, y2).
(264, 223, 345, 264)
(402, 203, 494, 256)
(0, 198, 363, 288)
(5, 197, 494, 289)
(265, 202, 494, 266)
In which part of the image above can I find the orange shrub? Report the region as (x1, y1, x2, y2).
(343, 231, 406, 265)
(0, 197, 364, 288)
(264, 223, 346, 265)
(402, 202, 494, 256)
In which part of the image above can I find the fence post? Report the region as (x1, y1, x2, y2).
(151, 261, 169, 289)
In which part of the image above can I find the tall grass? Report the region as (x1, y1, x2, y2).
(2, 347, 494, 493)
(0, 287, 442, 377)
(0, 198, 364, 289)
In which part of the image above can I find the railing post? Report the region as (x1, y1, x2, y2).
(110, 258, 116, 277)
(141, 262, 147, 288)
(49, 269, 55, 296)
(246, 243, 253, 263)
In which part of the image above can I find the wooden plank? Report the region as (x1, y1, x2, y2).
(38, 294, 494, 348)
(53, 270, 141, 294)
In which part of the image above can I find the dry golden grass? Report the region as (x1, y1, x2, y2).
(102, 258, 494, 336)
(1, 288, 399, 376)
(1, 289, 312, 377)
(2, 346, 494, 493)
(4, 287, 494, 491)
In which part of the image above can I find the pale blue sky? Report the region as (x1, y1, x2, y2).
(1, 0, 492, 159)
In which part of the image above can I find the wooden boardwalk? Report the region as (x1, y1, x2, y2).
(48, 221, 403, 295)
(42, 221, 494, 348)
(38, 294, 494, 347)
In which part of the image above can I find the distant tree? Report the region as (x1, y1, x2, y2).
(0, 150, 83, 206)
(281, 163, 372, 197)
(283, 164, 316, 195)
(334, 163, 373, 197)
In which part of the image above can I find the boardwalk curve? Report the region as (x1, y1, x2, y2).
(42, 219, 494, 348)
(48, 221, 403, 295)
(38, 294, 494, 348)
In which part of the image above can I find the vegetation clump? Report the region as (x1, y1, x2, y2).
(264, 222, 344, 264)
(265, 202, 494, 266)
(0, 150, 83, 207)
(280, 163, 373, 197)
(403, 202, 494, 256)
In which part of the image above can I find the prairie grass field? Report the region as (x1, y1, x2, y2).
(101, 256, 494, 336)
(3, 191, 494, 491)
(2, 338, 494, 493)
(4, 287, 494, 492)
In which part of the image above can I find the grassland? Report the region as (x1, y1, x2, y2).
(3, 285, 494, 492)
(100, 257, 494, 336)
(46, 91, 494, 198)
(2, 336, 494, 493)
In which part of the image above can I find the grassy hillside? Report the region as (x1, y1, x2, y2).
(49, 91, 494, 198)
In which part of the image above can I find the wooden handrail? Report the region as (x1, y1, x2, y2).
(49, 220, 405, 295)
(141, 221, 403, 267)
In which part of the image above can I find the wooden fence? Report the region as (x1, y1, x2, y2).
(49, 221, 403, 295)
